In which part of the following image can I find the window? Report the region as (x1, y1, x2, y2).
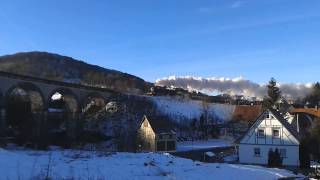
(254, 148, 261, 157)
(272, 129, 280, 138)
(258, 129, 265, 138)
(280, 149, 287, 158)
(166, 141, 176, 151)
(157, 141, 165, 151)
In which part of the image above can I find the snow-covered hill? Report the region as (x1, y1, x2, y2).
(149, 96, 235, 123)
(0, 148, 303, 180)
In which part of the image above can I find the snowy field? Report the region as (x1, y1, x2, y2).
(177, 139, 232, 152)
(150, 96, 235, 123)
(0, 148, 304, 180)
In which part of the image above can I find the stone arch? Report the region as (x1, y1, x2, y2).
(4, 82, 45, 143)
(81, 92, 106, 115)
(5, 82, 45, 113)
(47, 88, 79, 113)
(291, 113, 314, 134)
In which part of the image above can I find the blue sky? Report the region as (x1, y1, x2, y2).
(0, 0, 319, 83)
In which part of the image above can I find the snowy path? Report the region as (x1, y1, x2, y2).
(0, 148, 303, 180)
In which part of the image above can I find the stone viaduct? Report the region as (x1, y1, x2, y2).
(0, 71, 119, 139)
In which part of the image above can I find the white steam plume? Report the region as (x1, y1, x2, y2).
(155, 76, 313, 100)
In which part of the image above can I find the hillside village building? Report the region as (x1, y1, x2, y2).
(137, 115, 176, 152)
(238, 109, 300, 166)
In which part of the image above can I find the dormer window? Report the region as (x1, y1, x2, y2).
(258, 129, 265, 138)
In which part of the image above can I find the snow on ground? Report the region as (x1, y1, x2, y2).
(150, 96, 235, 123)
(177, 139, 232, 152)
(0, 148, 303, 180)
(224, 154, 239, 162)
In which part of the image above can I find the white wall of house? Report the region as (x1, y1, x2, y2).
(238, 110, 300, 166)
(239, 144, 299, 166)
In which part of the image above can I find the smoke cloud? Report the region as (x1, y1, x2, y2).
(155, 76, 313, 100)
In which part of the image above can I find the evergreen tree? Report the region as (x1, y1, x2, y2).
(268, 148, 282, 167)
(304, 82, 320, 105)
(268, 149, 274, 166)
(308, 119, 320, 163)
(300, 137, 311, 169)
(274, 148, 282, 167)
(263, 78, 281, 109)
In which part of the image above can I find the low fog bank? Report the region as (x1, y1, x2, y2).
(156, 76, 312, 100)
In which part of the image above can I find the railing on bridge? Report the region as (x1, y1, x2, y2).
(290, 108, 320, 118)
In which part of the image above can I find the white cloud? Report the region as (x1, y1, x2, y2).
(156, 76, 312, 100)
(230, 1, 244, 9)
(197, 1, 244, 14)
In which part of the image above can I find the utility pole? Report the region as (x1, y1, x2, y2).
(296, 113, 299, 133)
(0, 106, 6, 137)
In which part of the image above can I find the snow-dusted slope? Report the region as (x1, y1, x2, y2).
(149, 96, 235, 123)
(0, 148, 303, 180)
(177, 139, 232, 152)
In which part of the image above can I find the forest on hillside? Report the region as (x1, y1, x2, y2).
(0, 52, 152, 94)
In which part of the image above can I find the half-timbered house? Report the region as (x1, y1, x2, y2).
(238, 108, 300, 166)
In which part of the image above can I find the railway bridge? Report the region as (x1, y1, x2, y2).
(0, 71, 119, 144)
